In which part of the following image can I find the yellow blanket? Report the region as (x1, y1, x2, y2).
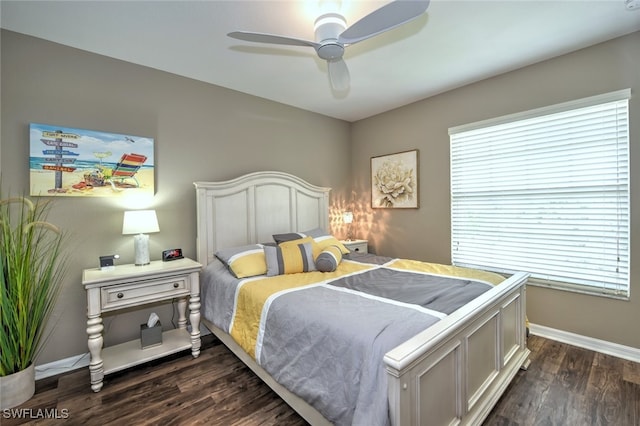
(387, 259, 505, 285)
(230, 260, 375, 358)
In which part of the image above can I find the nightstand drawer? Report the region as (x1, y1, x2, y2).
(342, 240, 368, 254)
(101, 276, 190, 311)
(347, 242, 367, 253)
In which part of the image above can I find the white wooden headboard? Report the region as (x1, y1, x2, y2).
(194, 171, 331, 265)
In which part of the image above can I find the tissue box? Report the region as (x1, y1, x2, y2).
(140, 321, 162, 349)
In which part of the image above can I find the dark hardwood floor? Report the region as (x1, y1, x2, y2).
(484, 336, 639, 426)
(3, 335, 639, 425)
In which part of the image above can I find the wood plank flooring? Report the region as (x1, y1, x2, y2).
(3, 335, 639, 425)
(485, 336, 639, 426)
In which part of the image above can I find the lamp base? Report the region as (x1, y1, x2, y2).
(133, 233, 150, 266)
(346, 229, 353, 241)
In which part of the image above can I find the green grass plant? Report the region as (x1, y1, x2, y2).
(0, 195, 67, 376)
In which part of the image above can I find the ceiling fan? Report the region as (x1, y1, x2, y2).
(228, 0, 430, 91)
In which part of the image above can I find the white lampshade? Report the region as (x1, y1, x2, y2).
(122, 210, 159, 266)
(343, 211, 353, 224)
(122, 210, 160, 235)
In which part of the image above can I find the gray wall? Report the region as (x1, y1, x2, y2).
(0, 30, 351, 364)
(351, 31, 640, 349)
(2, 28, 638, 370)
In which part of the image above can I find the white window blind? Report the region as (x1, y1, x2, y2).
(449, 90, 630, 298)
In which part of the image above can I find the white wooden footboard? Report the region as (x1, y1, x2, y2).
(384, 272, 530, 426)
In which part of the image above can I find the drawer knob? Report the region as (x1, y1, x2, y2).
(117, 293, 124, 299)
(173, 282, 179, 288)
(354, 247, 360, 252)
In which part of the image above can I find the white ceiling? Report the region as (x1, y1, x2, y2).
(1, 1, 639, 122)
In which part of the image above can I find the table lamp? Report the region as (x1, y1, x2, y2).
(343, 211, 354, 241)
(122, 210, 160, 265)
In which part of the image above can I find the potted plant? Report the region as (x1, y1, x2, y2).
(0, 195, 67, 409)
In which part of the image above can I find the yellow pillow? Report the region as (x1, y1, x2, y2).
(312, 235, 350, 256)
(215, 244, 267, 278)
(279, 236, 314, 247)
(264, 240, 316, 276)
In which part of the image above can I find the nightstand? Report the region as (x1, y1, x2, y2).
(82, 258, 202, 392)
(341, 239, 368, 254)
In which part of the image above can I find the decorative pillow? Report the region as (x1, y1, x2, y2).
(264, 240, 317, 276)
(273, 229, 349, 258)
(272, 227, 327, 244)
(278, 236, 314, 248)
(315, 245, 343, 272)
(215, 244, 267, 278)
(312, 234, 350, 255)
(272, 232, 304, 244)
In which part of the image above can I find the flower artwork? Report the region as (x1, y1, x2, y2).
(371, 150, 418, 208)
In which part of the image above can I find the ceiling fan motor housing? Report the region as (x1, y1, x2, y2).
(228, 0, 430, 91)
(314, 13, 347, 60)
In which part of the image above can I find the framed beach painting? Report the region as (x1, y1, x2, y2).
(371, 149, 419, 209)
(29, 123, 154, 197)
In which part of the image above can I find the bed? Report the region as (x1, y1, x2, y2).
(194, 171, 530, 426)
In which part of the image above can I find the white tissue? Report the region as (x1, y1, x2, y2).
(147, 312, 160, 328)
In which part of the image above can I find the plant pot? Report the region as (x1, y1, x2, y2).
(0, 364, 35, 409)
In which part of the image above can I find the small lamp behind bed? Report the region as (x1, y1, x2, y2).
(343, 211, 354, 241)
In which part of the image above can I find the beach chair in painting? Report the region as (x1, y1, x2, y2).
(107, 153, 147, 189)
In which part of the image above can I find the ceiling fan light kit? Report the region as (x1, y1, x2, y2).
(228, 0, 430, 91)
(314, 13, 347, 36)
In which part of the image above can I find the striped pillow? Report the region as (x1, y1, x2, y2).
(315, 245, 343, 272)
(215, 244, 267, 278)
(264, 240, 316, 276)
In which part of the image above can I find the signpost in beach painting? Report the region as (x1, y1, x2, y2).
(30, 123, 154, 197)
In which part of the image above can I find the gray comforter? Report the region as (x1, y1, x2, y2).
(201, 254, 493, 426)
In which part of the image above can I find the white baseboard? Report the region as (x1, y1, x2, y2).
(529, 323, 640, 363)
(35, 353, 90, 380)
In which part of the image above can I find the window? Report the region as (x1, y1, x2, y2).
(449, 89, 630, 298)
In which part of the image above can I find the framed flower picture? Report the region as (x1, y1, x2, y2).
(371, 149, 419, 209)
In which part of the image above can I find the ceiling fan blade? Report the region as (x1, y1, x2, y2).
(328, 58, 350, 91)
(338, 0, 430, 45)
(228, 31, 319, 49)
